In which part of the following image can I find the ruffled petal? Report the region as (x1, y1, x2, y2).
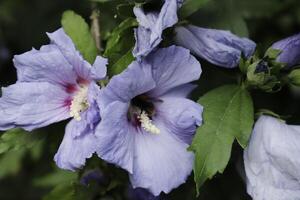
(54, 119, 97, 171)
(0, 82, 70, 131)
(130, 119, 194, 196)
(174, 25, 256, 68)
(47, 28, 77, 56)
(95, 101, 135, 173)
(99, 60, 156, 108)
(13, 45, 77, 86)
(271, 33, 300, 67)
(244, 116, 300, 200)
(133, 0, 180, 58)
(133, 27, 155, 59)
(146, 46, 201, 97)
(154, 96, 203, 144)
(91, 56, 108, 80)
(47, 28, 94, 81)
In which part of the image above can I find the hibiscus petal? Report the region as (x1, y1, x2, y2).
(99, 61, 156, 108)
(47, 28, 94, 81)
(91, 56, 108, 80)
(271, 33, 300, 67)
(146, 46, 202, 97)
(95, 101, 135, 173)
(174, 25, 256, 68)
(133, 0, 180, 58)
(154, 96, 203, 144)
(244, 116, 300, 200)
(0, 82, 70, 131)
(54, 119, 97, 171)
(133, 27, 156, 60)
(159, 84, 197, 98)
(130, 119, 194, 196)
(96, 100, 194, 195)
(13, 44, 77, 86)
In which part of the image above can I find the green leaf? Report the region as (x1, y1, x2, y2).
(179, 0, 210, 19)
(61, 10, 98, 64)
(0, 149, 26, 178)
(117, 3, 134, 18)
(110, 49, 135, 75)
(190, 85, 254, 194)
(43, 181, 100, 200)
(0, 129, 45, 178)
(104, 17, 138, 76)
(33, 168, 78, 187)
(43, 183, 75, 200)
(0, 128, 44, 154)
(104, 17, 137, 57)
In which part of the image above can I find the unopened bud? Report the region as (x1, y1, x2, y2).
(288, 69, 300, 86)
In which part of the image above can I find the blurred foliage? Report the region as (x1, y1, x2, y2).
(0, 0, 300, 199)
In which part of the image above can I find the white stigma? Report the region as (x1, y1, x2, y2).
(138, 111, 160, 134)
(70, 85, 89, 121)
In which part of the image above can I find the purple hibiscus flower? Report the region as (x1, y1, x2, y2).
(271, 33, 300, 67)
(0, 28, 107, 170)
(95, 45, 203, 196)
(133, 0, 256, 68)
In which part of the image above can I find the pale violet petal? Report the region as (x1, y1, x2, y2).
(130, 119, 194, 196)
(174, 25, 256, 68)
(133, 0, 180, 58)
(154, 96, 203, 144)
(99, 60, 156, 108)
(244, 116, 300, 200)
(271, 33, 300, 67)
(146, 46, 202, 97)
(95, 101, 135, 173)
(13, 45, 77, 86)
(91, 56, 108, 80)
(55, 119, 98, 171)
(0, 82, 70, 131)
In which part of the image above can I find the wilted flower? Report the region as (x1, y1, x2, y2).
(174, 25, 256, 68)
(133, 0, 182, 58)
(244, 116, 300, 200)
(95, 46, 203, 195)
(271, 33, 300, 67)
(0, 28, 107, 170)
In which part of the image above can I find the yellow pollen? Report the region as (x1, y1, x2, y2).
(70, 85, 89, 121)
(138, 111, 160, 134)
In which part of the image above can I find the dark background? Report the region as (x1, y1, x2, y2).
(0, 0, 300, 199)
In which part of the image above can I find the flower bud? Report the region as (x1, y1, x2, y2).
(288, 68, 300, 86)
(271, 33, 300, 67)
